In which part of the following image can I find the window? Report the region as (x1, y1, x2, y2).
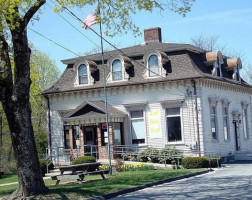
(78, 64, 88, 84)
(112, 59, 122, 80)
(233, 67, 240, 82)
(167, 108, 182, 142)
(72, 125, 80, 149)
(210, 106, 218, 140)
(148, 55, 159, 77)
(64, 126, 70, 149)
(242, 108, 248, 139)
(222, 106, 229, 141)
(113, 123, 122, 145)
(131, 110, 145, 144)
(213, 59, 222, 77)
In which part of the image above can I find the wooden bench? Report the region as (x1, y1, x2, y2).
(51, 162, 109, 185)
(58, 162, 101, 175)
(51, 169, 109, 185)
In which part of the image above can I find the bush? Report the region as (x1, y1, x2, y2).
(39, 159, 54, 176)
(159, 145, 183, 165)
(72, 156, 98, 171)
(182, 157, 209, 169)
(138, 148, 160, 163)
(121, 163, 154, 172)
(72, 156, 96, 165)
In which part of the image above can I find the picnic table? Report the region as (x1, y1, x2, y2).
(51, 162, 109, 185)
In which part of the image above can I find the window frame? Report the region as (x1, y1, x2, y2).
(112, 59, 123, 81)
(148, 54, 159, 77)
(64, 125, 70, 149)
(210, 105, 218, 141)
(213, 59, 223, 78)
(242, 107, 249, 140)
(78, 64, 89, 85)
(166, 107, 183, 143)
(130, 110, 147, 145)
(222, 105, 230, 141)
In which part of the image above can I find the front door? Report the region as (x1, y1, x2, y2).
(83, 126, 97, 156)
(234, 121, 240, 151)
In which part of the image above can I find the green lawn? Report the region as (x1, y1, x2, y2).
(0, 174, 18, 184)
(0, 169, 203, 199)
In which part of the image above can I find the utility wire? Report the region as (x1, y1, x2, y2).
(28, 27, 81, 57)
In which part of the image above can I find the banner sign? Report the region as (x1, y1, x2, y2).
(149, 109, 162, 138)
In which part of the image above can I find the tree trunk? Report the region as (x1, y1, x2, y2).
(1, 27, 48, 199)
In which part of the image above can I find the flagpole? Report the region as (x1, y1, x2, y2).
(98, 2, 112, 175)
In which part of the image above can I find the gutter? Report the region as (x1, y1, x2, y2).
(192, 79, 201, 156)
(45, 95, 52, 153)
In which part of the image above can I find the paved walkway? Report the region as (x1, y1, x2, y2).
(113, 162, 252, 200)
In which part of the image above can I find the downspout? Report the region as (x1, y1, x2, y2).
(45, 95, 52, 154)
(192, 80, 201, 156)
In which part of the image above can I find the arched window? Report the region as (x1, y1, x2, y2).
(112, 59, 122, 80)
(78, 64, 88, 84)
(148, 55, 159, 77)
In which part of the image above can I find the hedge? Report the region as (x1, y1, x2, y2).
(72, 156, 98, 171)
(182, 157, 221, 168)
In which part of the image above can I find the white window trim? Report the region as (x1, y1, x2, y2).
(73, 61, 94, 87)
(107, 56, 129, 82)
(129, 110, 147, 146)
(233, 67, 241, 83)
(165, 107, 184, 145)
(143, 50, 168, 79)
(222, 105, 230, 142)
(209, 97, 219, 142)
(241, 102, 249, 140)
(212, 60, 223, 78)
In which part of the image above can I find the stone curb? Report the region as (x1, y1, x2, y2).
(87, 169, 213, 200)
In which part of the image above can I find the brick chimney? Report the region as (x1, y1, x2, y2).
(144, 27, 162, 43)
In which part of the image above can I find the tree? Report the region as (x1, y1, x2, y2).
(30, 48, 59, 154)
(0, 0, 194, 198)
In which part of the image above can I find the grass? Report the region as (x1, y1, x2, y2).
(0, 174, 18, 184)
(0, 169, 203, 199)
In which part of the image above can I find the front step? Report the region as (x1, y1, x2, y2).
(234, 152, 252, 161)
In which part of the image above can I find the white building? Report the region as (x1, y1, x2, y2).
(43, 27, 252, 161)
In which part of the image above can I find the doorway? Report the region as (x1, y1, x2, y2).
(83, 126, 97, 156)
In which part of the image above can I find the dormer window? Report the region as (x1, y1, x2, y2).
(205, 51, 223, 78)
(78, 64, 88, 84)
(107, 55, 133, 82)
(148, 55, 159, 77)
(112, 59, 122, 81)
(143, 50, 169, 79)
(73, 60, 98, 87)
(226, 57, 242, 83)
(213, 59, 222, 77)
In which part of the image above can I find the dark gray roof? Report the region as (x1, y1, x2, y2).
(65, 100, 126, 121)
(43, 42, 251, 95)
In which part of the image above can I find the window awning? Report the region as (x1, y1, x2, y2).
(64, 100, 126, 125)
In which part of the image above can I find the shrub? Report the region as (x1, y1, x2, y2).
(72, 156, 98, 171)
(114, 158, 124, 171)
(39, 159, 54, 176)
(182, 157, 209, 169)
(138, 148, 160, 163)
(72, 156, 96, 165)
(121, 163, 154, 171)
(159, 145, 183, 165)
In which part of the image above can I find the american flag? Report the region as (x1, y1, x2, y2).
(82, 8, 100, 29)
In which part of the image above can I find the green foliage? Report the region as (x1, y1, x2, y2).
(121, 163, 154, 172)
(182, 157, 209, 169)
(72, 156, 96, 164)
(138, 147, 160, 163)
(159, 146, 183, 165)
(39, 159, 54, 176)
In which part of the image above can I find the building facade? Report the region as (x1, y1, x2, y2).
(43, 27, 252, 161)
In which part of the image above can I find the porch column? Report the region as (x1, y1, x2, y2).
(109, 122, 114, 159)
(80, 126, 85, 156)
(69, 126, 76, 159)
(97, 125, 106, 160)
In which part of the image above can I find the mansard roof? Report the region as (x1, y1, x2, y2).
(42, 42, 251, 95)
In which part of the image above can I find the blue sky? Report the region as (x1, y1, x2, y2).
(28, 0, 252, 74)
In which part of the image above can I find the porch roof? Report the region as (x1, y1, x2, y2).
(64, 100, 127, 124)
